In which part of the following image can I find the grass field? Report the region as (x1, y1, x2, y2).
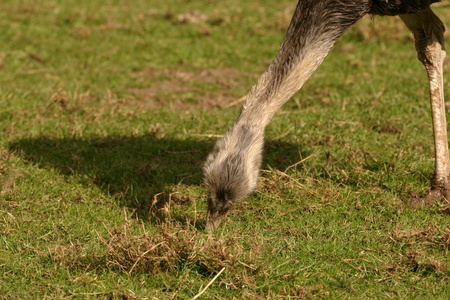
(1, 0, 450, 298)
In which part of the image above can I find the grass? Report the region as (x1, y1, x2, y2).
(1, 0, 450, 298)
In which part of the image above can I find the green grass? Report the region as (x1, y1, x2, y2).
(1, 0, 450, 298)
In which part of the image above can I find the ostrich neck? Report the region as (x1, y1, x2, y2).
(235, 41, 333, 131)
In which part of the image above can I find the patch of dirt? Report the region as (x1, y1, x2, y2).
(177, 10, 208, 24)
(408, 189, 449, 209)
(129, 68, 249, 110)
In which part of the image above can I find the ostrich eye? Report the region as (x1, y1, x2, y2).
(216, 189, 228, 202)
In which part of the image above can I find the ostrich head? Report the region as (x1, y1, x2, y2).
(203, 128, 264, 231)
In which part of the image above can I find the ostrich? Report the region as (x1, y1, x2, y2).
(203, 0, 447, 231)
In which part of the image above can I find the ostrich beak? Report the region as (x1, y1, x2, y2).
(205, 210, 226, 232)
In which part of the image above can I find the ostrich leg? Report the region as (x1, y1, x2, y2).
(400, 8, 449, 205)
(203, 0, 371, 231)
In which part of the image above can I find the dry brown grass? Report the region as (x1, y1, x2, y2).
(392, 224, 450, 254)
(46, 208, 270, 297)
(99, 218, 266, 279)
(386, 225, 450, 275)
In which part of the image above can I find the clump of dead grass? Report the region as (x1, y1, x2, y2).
(47, 213, 268, 296)
(95, 216, 266, 283)
(391, 224, 450, 253)
(44, 213, 271, 299)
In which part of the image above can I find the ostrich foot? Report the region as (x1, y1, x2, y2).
(409, 184, 450, 209)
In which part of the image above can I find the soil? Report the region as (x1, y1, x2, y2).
(408, 189, 450, 209)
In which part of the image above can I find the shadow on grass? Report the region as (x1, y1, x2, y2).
(9, 135, 304, 221)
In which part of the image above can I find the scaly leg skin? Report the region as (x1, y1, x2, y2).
(203, 0, 372, 231)
(400, 8, 449, 208)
